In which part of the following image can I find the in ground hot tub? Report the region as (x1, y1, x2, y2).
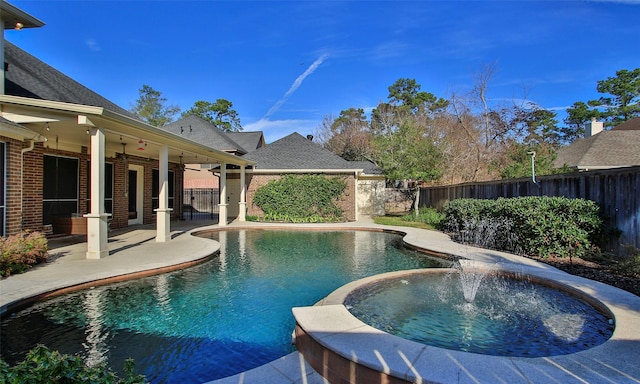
(293, 264, 623, 384)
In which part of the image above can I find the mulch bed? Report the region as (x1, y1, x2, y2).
(529, 255, 640, 298)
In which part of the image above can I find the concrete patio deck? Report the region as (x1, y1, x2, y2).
(1, 218, 639, 384)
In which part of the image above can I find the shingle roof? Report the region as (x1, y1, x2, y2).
(160, 115, 248, 155)
(611, 117, 640, 131)
(554, 128, 640, 169)
(4, 41, 138, 119)
(226, 131, 265, 152)
(242, 132, 356, 170)
(349, 160, 383, 175)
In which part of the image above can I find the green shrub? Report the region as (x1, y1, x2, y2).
(442, 197, 604, 258)
(0, 345, 147, 384)
(253, 174, 347, 222)
(0, 231, 48, 277)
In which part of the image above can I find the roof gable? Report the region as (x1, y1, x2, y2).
(4, 41, 137, 119)
(160, 115, 248, 155)
(242, 132, 354, 170)
(226, 131, 265, 152)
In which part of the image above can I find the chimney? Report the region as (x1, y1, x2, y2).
(306, 134, 314, 141)
(586, 118, 603, 137)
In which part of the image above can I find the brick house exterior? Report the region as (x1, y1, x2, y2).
(235, 132, 384, 221)
(0, 137, 185, 235)
(1, 4, 252, 257)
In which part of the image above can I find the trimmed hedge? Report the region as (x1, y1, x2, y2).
(442, 196, 603, 258)
(253, 174, 347, 222)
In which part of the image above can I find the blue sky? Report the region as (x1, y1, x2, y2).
(8, 0, 640, 143)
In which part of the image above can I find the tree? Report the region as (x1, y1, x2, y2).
(130, 85, 180, 127)
(589, 68, 640, 126)
(371, 78, 448, 216)
(374, 121, 443, 183)
(495, 142, 560, 180)
(181, 99, 243, 132)
(563, 101, 597, 144)
(387, 78, 449, 114)
(320, 108, 374, 161)
(447, 64, 514, 182)
(563, 68, 640, 138)
(374, 120, 444, 216)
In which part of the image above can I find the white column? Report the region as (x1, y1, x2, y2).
(84, 127, 109, 259)
(218, 162, 228, 226)
(155, 145, 172, 242)
(238, 165, 246, 221)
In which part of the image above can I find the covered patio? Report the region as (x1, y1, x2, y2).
(1, 95, 253, 259)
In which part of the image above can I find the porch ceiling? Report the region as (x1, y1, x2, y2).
(0, 95, 254, 167)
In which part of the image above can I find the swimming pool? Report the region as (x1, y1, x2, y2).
(0, 229, 448, 383)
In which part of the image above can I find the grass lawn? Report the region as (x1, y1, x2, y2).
(373, 215, 437, 230)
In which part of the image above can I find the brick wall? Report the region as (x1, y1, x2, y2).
(1, 135, 184, 234)
(246, 173, 357, 221)
(21, 143, 44, 232)
(2, 137, 25, 235)
(109, 156, 183, 229)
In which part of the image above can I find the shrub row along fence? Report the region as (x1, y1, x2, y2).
(418, 166, 640, 253)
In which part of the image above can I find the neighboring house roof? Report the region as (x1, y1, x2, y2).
(611, 117, 640, 131)
(4, 41, 138, 120)
(242, 132, 357, 170)
(226, 131, 265, 153)
(554, 120, 640, 170)
(160, 115, 249, 155)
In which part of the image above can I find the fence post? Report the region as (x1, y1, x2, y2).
(190, 189, 194, 220)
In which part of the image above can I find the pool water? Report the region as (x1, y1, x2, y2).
(345, 272, 614, 357)
(0, 230, 448, 383)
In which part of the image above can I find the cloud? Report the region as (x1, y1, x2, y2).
(85, 39, 101, 52)
(262, 53, 329, 119)
(545, 105, 572, 112)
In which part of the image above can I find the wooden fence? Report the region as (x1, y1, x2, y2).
(419, 166, 640, 252)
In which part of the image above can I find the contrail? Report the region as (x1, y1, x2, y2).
(263, 54, 328, 119)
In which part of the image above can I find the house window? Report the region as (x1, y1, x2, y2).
(0, 142, 5, 237)
(152, 169, 175, 210)
(43, 155, 79, 224)
(86, 161, 114, 214)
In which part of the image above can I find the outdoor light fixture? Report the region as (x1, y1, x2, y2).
(137, 139, 145, 150)
(15, 22, 23, 30)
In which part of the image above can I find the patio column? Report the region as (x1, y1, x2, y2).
(219, 162, 227, 226)
(238, 165, 246, 221)
(156, 145, 172, 242)
(84, 126, 109, 259)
